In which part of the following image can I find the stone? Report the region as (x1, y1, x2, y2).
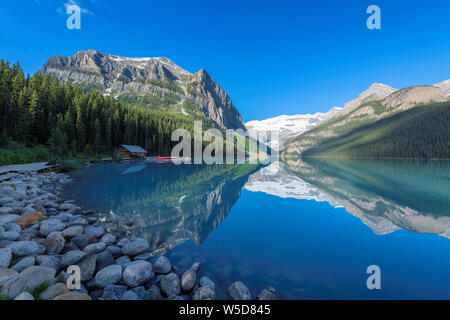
(134, 252, 151, 260)
(61, 250, 87, 266)
(14, 291, 35, 300)
(0, 214, 20, 225)
(83, 242, 106, 255)
(167, 294, 185, 300)
(229, 281, 251, 300)
(106, 245, 121, 257)
(199, 276, 215, 289)
(100, 233, 116, 245)
(116, 238, 129, 247)
(181, 269, 197, 292)
(102, 284, 127, 300)
(44, 232, 65, 255)
(96, 250, 114, 271)
(78, 254, 97, 282)
(121, 238, 149, 256)
(71, 234, 93, 249)
(90, 289, 104, 300)
(123, 260, 153, 288)
(0, 247, 12, 268)
(53, 292, 92, 300)
(84, 225, 106, 238)
(22, 205, 37, 215)
(0, 268, 18, 282)
(0, 231, 20, 241)
(160, 272, 181, 296)
(5, 223, 21, 233)
(2, 266, 56, 299)
(147, 285, 162, 300)
(153, 256, 171, 274)
(0, 196, 14, 206)
(39, 283, 69, 300)
(191, 262, 201, 272)
(59, 203, 75, 211)
(6, 241, 39, 257)
(62, 226, 83, 238)
(120, 290, 140, 300)
(193, 286, 216, 300)
(0, 207, 13, 215)
(36, 255, 61, 272)
(257, 287, 278, 300)
(11, 256, 35, 272)
(95, 264, 122, 288)
(115, 255, 131, 266)
(131, 286, 151, 300)
(39, 219, 65, 237)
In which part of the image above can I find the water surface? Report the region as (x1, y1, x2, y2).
(64, 159, 450, 299)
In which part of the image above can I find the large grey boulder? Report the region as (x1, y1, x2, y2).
(122, 260, 153, 287)
(83, 242, 106, 255)
(61, 250, 87, 267)
(229, 281, 251, 300)
(121, 238, 149, 256)
(39, 219, 65, 237)
(78, 254, 97, 282)
(1, 266, 56, 299)
(14, 291, 35, 300)
(6, 241, 39, 257)
(153, 256, 171, 274)
(0, 248, 12, 268)
(44, 232, 66, 255)
(95, 264, 122, 288)
(11, 256, 35, 272)
(160, 272, 181, 296)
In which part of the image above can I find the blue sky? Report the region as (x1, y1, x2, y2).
(1, 0, 449, 121)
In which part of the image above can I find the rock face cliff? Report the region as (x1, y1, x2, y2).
(39, 49, 245, 130)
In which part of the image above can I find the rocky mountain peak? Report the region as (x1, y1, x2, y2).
(39, 50, 244, 130)
(434, 79, 450, 96)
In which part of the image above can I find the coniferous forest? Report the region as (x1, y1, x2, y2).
(0, 59, 207, 165)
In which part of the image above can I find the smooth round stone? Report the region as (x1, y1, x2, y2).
(11, 256, 36, 272)
(199, 276, 215, 289)
(95, 264, 122, 288)
(36, 255, 61, 272)
(39, 219, 66, 237)
(44, 232, 65, 255)
(153, 256, 171, 274)
(193, 286, 216, 300)
(160, 273, 181, 296)
(229, 281, 251, 300)
(115, 255, 131, 266)
(62, 226, 84, 238)
(102, 285, 127, 300)
(181, 269, 197, 292)
(100, 233, 116, 245)
(78, 254, 97, 282)
(0, 248, 12, 268)
(61, 250, 87, 266)
(39, 283, 69, 300)
(120, 290, 140, 300)
(122, 260, 153, 287)
(96, 250, 114, 271)
(84, 226, 106, 238)
(121, 238, 149, 257)
(6, 241, 39, 257)
(106, 245, 122, 257)
(0, 231, 20, 241)
(83, 242, 106, 254)
(14, 292, 35, 300)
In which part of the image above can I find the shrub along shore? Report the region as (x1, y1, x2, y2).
(0, 168, 277, 300)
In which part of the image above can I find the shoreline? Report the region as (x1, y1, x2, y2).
(0, 168, 277, 300)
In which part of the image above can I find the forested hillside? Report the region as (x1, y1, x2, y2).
(301, 102, 450, 159)
(0, 59, 211, 164)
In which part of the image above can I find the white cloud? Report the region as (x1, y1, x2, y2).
(57, 0, 95, 16)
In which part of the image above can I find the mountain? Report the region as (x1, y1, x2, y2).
(245, 160, 450, 238)
(39, 49, 245, 130)
(434, 79, 450, 96)
(284, 81, 449, 157)
(245, 107, 342, 150)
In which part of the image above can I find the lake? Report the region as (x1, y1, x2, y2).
(63, 158, 450, 299)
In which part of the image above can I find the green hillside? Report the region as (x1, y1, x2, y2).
(302, 102, 450, 159)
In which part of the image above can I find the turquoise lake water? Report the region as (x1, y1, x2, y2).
(63, 159, 450, 299)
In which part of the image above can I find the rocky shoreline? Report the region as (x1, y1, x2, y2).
(0, 170, 277, 300)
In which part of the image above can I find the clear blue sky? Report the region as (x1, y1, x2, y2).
(1, 0, 449, 121)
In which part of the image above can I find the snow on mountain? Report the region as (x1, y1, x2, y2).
(434, 79, 450, 96)
(245, 107, 342, 149)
